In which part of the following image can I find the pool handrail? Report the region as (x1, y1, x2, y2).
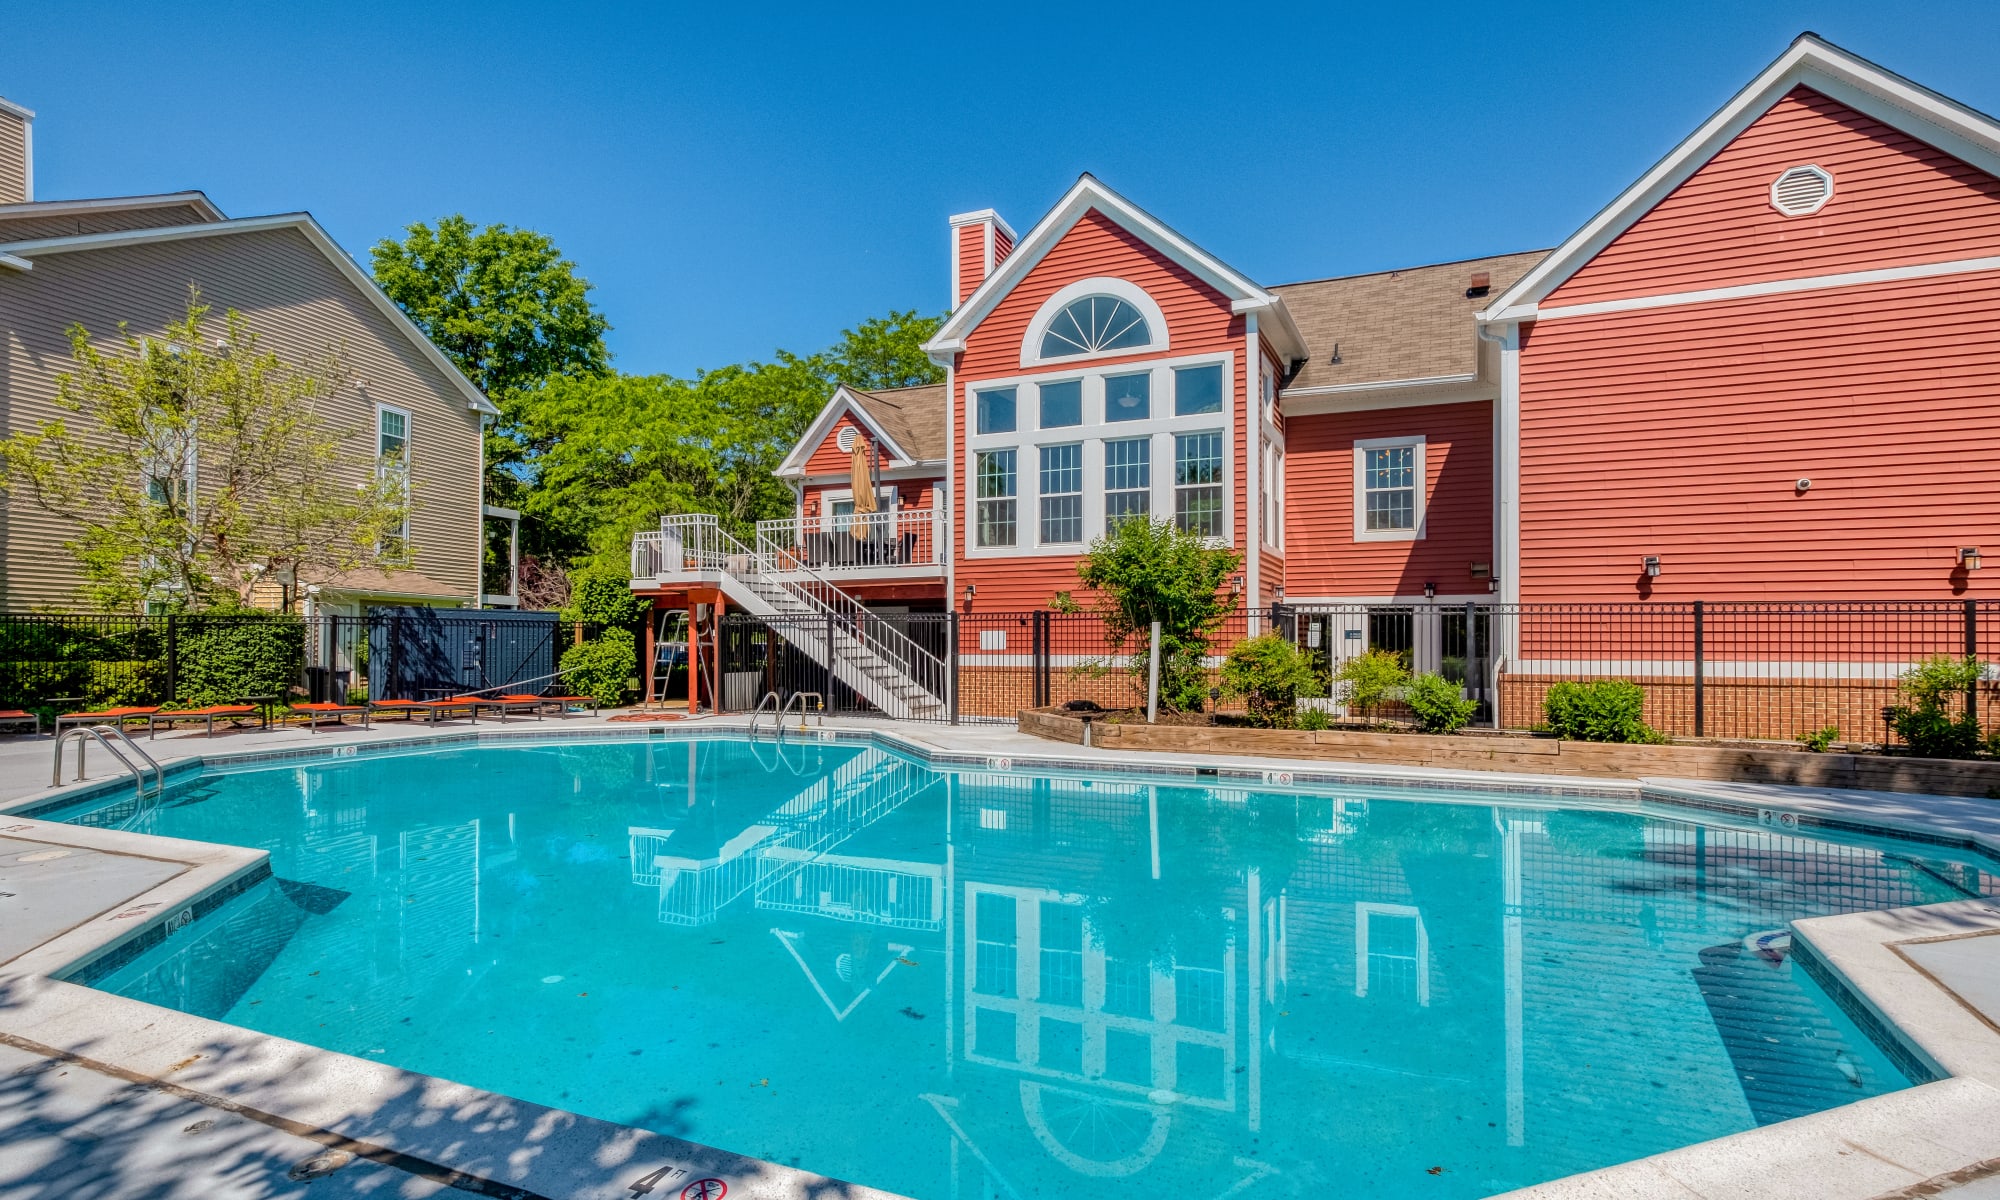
(53, 724, 164, 798)
(778, 692, 824, 739)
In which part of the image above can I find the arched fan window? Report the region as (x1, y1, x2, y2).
(1039, 295, 1153, 359)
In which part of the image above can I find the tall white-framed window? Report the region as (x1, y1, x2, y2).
(963, 348, 1233, 556)
(1262, 442, 1285, 550)
(1353, 435, 1424, 542)
(377, 403, 411, 560)
(1039, 443, 1083, 545)
(1174, 431, 1224, 538)
(1104, 437, 1150, 532)
(976, 449, 1017, 548)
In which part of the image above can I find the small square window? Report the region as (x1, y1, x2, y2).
(1354, 439, 1425, 541)
(976, 388, 1016, 435)
(1105, 372, 1150, 422)
(1174, 364, 1223, 416)
(1039, 380, 1082, 428)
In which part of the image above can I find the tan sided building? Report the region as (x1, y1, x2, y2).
(0, 91, 505, 616)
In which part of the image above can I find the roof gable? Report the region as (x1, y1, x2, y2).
(0, 214, 498, 416)
(926, 175, 1306, 363)
(1482, 33, 2000, 321)
(778, 384, 942, 477)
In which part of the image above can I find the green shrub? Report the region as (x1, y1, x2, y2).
(1293, 705, 1331, 731)
(1220, 634, 1324, 727)
(1406, 671, 1478, 734)
(560, 627, 636, 706)
(172, 618, 307, 706)
(1887, 655, 1984, 759)
(1798, 725, 1839, 753)
(1334, 649, 1408, 717)
(1543, 679, 1662, 743)
(561, 565, 648, 627)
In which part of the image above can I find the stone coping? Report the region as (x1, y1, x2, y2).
(5, 721, 2000, 1198)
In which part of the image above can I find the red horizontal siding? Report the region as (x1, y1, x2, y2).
(802, 414, 878, 477)
(1518, 269, 2000, 601)
(993, 225, 1015, 268)
(957, 224, 985, 306)
(1551, 87, 2000, 307)
(1283, 401, 1493, 598)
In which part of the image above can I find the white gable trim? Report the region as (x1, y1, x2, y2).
(776, 386, 918, 477)
(925, 174, 1306, 364)
(0, 214, 500, 416)
(0, 191, 226, 224)
(1479, 33, 2000, 321)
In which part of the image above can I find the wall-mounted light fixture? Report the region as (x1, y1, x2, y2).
(962, 582, 977, 601)
(1960, 547, 1983, 572)
(1273, 585, 1285, 603)
(1230, 573, 1245, 593)
(1423, 581, 1437, 599)
(1796, 477, 1812, 494)
(1642, 556, 1663, 578)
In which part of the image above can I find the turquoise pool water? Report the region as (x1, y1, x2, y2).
(46, 736, 1998, 1199)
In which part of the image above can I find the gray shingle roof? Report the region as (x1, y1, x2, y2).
(1274, 250, 1548, 393)
(848, 383, 947, 463)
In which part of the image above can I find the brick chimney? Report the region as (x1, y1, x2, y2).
(0, 95, 33, 205)
(949, 209, 1017, 308)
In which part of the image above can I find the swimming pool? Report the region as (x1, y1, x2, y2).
(42, 735, 1998, 1199)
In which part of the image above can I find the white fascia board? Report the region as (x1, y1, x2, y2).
(4, 214, 501, 417)
(0, 191, 226, 223)
(925, 175, 1274, 362)
(774, 386, 916, 476)
(1237, 294, 1309, 362)
(948, 207, 1019, 242)
(0, 253, 29, 272)
(1480, 33, 2000, 319)
(0, 95, 33, 121)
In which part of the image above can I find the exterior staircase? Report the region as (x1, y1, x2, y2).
(631, 514, 948, 720)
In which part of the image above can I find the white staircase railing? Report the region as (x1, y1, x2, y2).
(634, 514, 947, 719)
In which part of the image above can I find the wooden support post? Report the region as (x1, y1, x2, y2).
(686, 601, 701, 714)
(712, 595, 727, 713)
(643, 605, 658, 709)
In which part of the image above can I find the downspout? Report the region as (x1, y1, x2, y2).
(1244, 313, 1261, 618)
(944, 362, 957, 611)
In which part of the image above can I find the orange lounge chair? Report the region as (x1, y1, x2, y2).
(147, 704, 259, 739)
(484, 694, 549, 720)
(290, 702, 370, 732)
(55, 706, 161, 737)
(0, 709, 41, 736)
(368, 698, 479, 725)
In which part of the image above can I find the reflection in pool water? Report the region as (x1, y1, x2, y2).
(51, 737, 1996, 1198)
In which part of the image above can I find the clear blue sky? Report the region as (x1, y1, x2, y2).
(8, 2, 1999, 377)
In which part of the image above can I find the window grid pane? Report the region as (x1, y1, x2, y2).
(1104, 437, 1150, 531)
(1104, 372, 1150, 422)
(1364, 445, 1417, 531)
(976, 449, 1017, 547)
(976, 388, 1016, 435)
(1039, 443, 1083, 545)
(1175, 432, 1224, 538)
(1173, 364, 1224, 415)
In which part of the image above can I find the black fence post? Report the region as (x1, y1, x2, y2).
(163, 613, 179, 703)
(1032, 611, 1050, 708)
(949, 611, 961, 726)
(1966, 598, 1979, 725)
(824, 612, 836, 711)
(1692, 600, 1706, 740)
(390, 612, 404, 701)
(1465, 600, 1480, 715)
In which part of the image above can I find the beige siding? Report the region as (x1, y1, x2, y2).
(0, 111, 26, 205)
(0, 203, 212, 243)
(0, 227, 484, 610)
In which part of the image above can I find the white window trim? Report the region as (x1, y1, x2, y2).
(1352, 434, 1425, 543)
(376, 402, 412, 558)
(1171, 428, 1229, 541)
(1019, 276, 1170, 368)
(963, 350, 1234, 559)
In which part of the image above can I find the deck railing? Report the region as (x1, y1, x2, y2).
(754, 509, 942, 573)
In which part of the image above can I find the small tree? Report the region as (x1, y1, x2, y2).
(1887, 655, 1984, 758)
(1221, 634, 1323, 727)
(0, 292, 408, 611)
(1074, 518, 1241, 711)
(1333, 650, 1408, 720)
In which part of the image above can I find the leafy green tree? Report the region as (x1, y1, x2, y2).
(1074, 518, 1241, 711)
(828, 310, 945, 391)
(370, 215, 611, 495)
(1221, 633, 1323, 726)
(0, 293, 407, 611)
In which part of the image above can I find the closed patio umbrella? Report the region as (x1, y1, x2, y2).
(850, 437, 876, 541)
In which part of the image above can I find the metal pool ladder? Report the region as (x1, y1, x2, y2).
(747, 691, 783, 737)
(54, 724, 165, 798)
(778, 692, 824, 738)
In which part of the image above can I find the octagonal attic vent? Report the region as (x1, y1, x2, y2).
(1770, 165, 1834, 216)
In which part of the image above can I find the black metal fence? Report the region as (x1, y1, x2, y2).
(716, 600, 2000, 744)
(0, 611, 624, 714)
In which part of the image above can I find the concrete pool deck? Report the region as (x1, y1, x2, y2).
(0, 714, 1998, 1198)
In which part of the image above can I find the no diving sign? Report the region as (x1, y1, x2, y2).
(681, 1181, 727, 1200)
